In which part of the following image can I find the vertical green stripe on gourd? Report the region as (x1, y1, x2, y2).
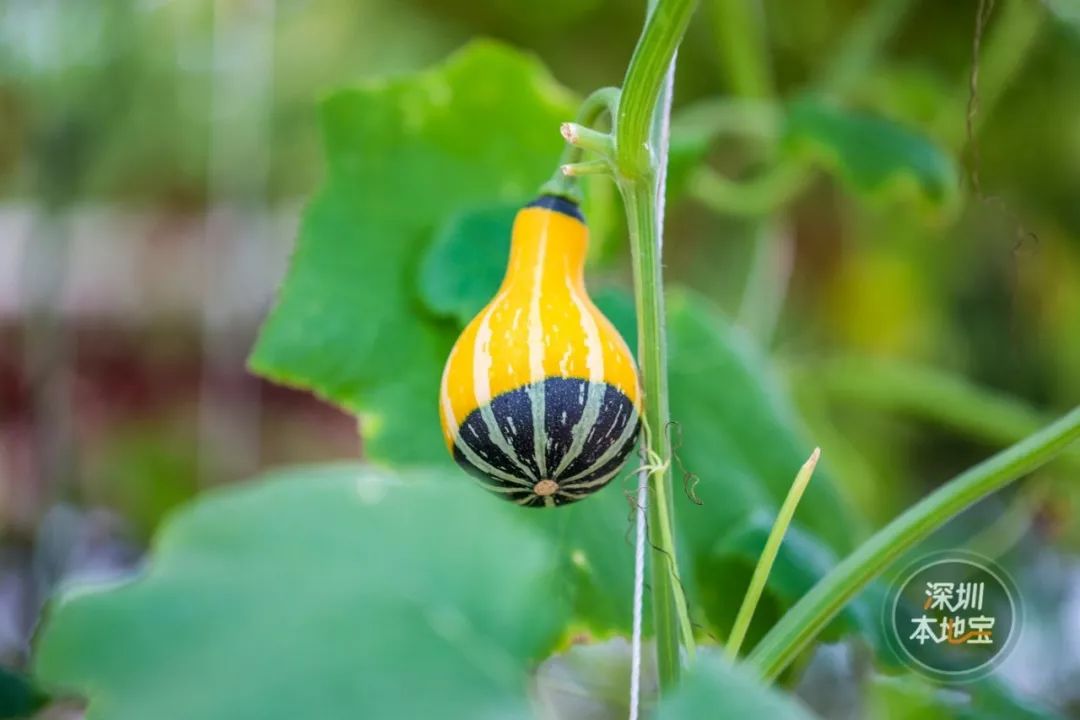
(560, 400, 640, 484)
(478, 403, 537, 481)
(527, 381, 549, 479)
(452, 430, 532, 488)
(552, 379, 606, 477)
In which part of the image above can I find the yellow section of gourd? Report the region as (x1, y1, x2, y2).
(439, 202, 641, 449)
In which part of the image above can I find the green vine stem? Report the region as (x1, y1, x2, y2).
(616, 0, 698, 181)
(689, 163, 806, 218)
(621, 179, 696, 688)
(747, 404, 1080, 681)
(558, 0, 698, 690)
(615, 0, 699, 691)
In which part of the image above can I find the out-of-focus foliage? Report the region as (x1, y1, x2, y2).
(0, 667, 44, 719)
(0, 0, 460, 201)
(781, 97, 958, 210)
(419, 204, 522, 327)
(249, 41, 578, 464)
(35, 465, 567, 720)
(664, 291, 857, 552)
(83, 425, 199, 539)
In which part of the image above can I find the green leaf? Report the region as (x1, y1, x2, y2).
(418, 198, 621, 328)
(781, 97, 958, 209)
(0, 667, 45, 719)
(656, 653, 818, 719)
(248, 40, 578, 465)
(664, 289, 863, 642)
(419, 203, 520, 326)
(34, 465, 567, 720)
(666, 289, 860, 553)
(591, 285, 639, 350)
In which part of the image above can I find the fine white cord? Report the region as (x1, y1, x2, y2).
(629, 462, 649, 720)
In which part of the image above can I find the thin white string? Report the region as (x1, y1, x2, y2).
(629, 462, 649, 720)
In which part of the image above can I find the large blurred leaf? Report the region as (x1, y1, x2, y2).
(249, 40, 578, 465)
(419, 198, 620, 328)
(656, 653, 818, 719)
(782, 97, 958, 208)
(664, 290, 861, 642)
(419, 203, 521, 326)
(0, 667, 45, 719)
(666, 289, 859, 553)
(34, 465, 566, 720)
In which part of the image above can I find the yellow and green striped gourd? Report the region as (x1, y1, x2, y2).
(439, 194, 641, 508)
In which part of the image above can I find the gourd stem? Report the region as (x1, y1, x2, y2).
(541, 87, 620, 200)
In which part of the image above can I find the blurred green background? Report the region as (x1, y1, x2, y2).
(1, 0, 1079, 717)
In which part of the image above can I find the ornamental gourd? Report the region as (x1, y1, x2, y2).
(439, 194, 642, 508)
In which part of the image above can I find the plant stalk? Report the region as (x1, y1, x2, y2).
(622, 178, 695, 690)
(747, 404, 1080, 681)
(613, 0, 699, 690)
(617, 0, 699, 180)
